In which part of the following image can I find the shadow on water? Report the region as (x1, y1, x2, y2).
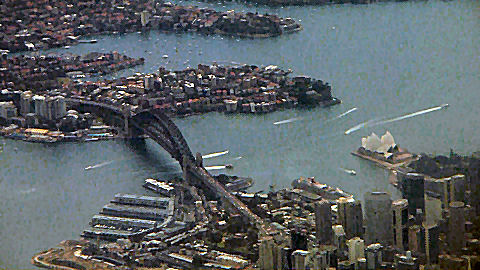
(123, 138, 182, 174)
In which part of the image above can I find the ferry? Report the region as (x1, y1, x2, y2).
(341, 168, 357, 176)
(78, 39, 97, 44)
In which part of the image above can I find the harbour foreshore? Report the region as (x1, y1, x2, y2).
(0, 125, 129, 143)
(0, 59, 340, 143)
(0, 52, 144, 92)
(0, 0, 301, 53)
(32, 176, 358, 270)
(0, 52, 147, 143)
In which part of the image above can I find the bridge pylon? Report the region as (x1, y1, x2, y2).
(195, 152, 203, 167)
(122, 106, 132, 138)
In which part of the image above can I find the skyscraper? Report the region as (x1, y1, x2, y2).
(448, 201, 466, 254)
(399, 172, 425, 216)
(337, 196, 364, 239)
(392, 199, 409, 251)
(365, 192, 393, 246)
(315, 199, 333, 244)
(422, 223, 440, 265)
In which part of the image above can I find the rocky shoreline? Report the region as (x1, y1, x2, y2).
(0, 0, 301, 53)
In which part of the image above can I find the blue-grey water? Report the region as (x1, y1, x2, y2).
(1, 0, 479, 268)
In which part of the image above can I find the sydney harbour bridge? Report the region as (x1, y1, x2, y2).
(66, 98, 271, 236)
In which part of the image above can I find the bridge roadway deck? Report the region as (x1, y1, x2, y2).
(65, 98, 123, 114)
(188, 163, 267, 234)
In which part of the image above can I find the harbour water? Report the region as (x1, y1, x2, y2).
(0, 0, 478, 268)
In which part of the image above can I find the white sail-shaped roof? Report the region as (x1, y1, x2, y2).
(364, 132, 382, 152)
(361, 137, 367, 149)
(376, 143, 390, 154)
(381, 131, 396, 149)
(361, 131, 398, 158)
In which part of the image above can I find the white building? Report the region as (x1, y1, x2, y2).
(347, 237, 365, 264)
(361, 131, 397, 158)
(33, 95, 47, 119)
(0, 101, 17, 120)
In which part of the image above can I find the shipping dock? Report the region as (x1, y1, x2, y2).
(82, 193, 174, 241)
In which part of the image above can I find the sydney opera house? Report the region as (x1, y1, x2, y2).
(357, 131, 416, 164)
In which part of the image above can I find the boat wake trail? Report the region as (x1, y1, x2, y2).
(19, 187, 37, 195)
(205, 165, 226, 171)
(370, 104, 448, 126)
(202, 150, 229, 159)
(336, 107, 358, 120)
(231, 156, 243, 161)
(345, 104, 448, 135)
(84, 160, 115, 171)
(273, 117, 302, 125)
(324, 107, 358, 124)
(344, 119, 378, 135)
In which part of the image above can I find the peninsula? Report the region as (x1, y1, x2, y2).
(0, 0, 301, 53)
(0, 57, 340, 143)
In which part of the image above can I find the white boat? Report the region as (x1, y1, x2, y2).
(205, 165, 226, 171)
(202, 150, 229, 159)
(341, 168, 357, 176)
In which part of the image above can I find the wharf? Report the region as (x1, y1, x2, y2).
(90, 214, 157, 231)
(101, 203, 170, 221)
(82, 193, 175, 241)
(82, 228, 137, 241)
(112, 193, 172, 209)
